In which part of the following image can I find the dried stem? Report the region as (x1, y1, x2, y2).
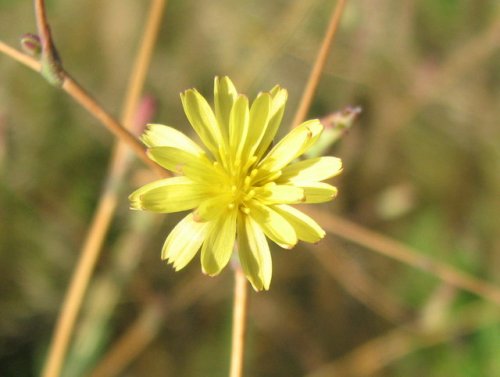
(291, 0, 347, 128)
(33, 0, 64, 85)
(62, 76, 166, 176)
(121, 0, 166, 129)
(0, 40, 41, 70)
(310, 209, 500, 306)
(33, 0, 55, 57)
(90, 301, 165, 377)
(40, 1, 167, 377)
(90, 275, 217, 377)
(41, 196, 118, 377)
(306, 302, 500, 377)
(313, 240, 411, 322)
(0, 45, 163, 175)
(229, 267, 249, 377)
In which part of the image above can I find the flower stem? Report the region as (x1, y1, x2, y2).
(291, 0, 347, 128)
(229, 267, 249, 377)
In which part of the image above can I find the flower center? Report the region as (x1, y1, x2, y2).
(223, 162, 260, 214)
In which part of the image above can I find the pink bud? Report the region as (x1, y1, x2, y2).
(133, 95, 157, 135)
(20, 33, 42, 57)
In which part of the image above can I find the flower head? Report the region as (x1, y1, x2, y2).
(129, 77, 342, 290)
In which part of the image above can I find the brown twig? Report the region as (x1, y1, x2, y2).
(229, 267, 249, 377)
(90, 275, 218, 377)
(0, 44, 164, 175)
(306, 302, 500, 377)
(89, 301, 165, 377)
(309, 209, 500, 305)
(312, 240, 412, 323)
(40, 1, 167, 377)
(62, 76, 166, 177)
(33, 0, 64, 85)
(291, 0, 347, 128)
(0, 40, 41, 70)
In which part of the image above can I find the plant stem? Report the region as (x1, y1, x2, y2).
(33, 0, 64, 85)
(0, 40, 41, 70)
(291, 0, 347, 128)
(229, 267, 249, 377)
(310, 209, 500, 306)
(40, 1, 167, 376)
(62, 75, 167, 176)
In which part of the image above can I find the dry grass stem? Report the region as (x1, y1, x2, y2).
(310, 209, 500, 305)
(313, 241, 412, 322)
(40, 1, 167, 376)
(291, 0, 347, 128)
(306, 303, 500, 377)
(0, 40, 41, 70)
(89, 302, 165, 377)
(90, 276, 219, 377)
(0, 40, 164, 175)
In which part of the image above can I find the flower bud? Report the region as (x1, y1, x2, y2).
(20, 33, 42, 58)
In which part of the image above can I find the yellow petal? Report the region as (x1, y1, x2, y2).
(162, 213, 208, 270)
(129, 176, 208, 213)
(201, 210, 237, 275)
(272, 204, 325, 243)
(194, 194, 232, 222)
(243, 92, 271, 159)
(257, 119, 324, 176)
(248, 200, 297, 248)
(298, 119, 324, 153)
(147, 146, 221, 183)
(299, 182, 338, 203)
(255, 87, 287, 159)
(181, 89, 224, 158)
(214, 76, 237, 141)
(237, 214, 272, 291)
(229, 95, 250, 159)
(141, 124, 203, 154)
(279, 157, 343, 183)
(254, 183, 304, 204)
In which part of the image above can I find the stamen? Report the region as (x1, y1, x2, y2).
(243, 155, 258, 171)
(240, 206, 250, 215)
(243, 176, 251, 188)
(243, 190, 255, 201)
(267, 170, 282, 181)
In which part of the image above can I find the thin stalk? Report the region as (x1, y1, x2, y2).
(0, 40, 40, 70)
(90, 275, 217, 377)
(0, 45, 163, 175)
(40, 1, 167, 376)
(62, 75, 166, 176)
(33, 0, 64, 85)
(229, 267, 249, 377)
(310, 209, 500, 306)
(291, 0, 347, 128)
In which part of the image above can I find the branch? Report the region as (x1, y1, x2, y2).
(291, 0, 347, 128)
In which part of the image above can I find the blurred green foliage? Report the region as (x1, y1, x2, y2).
(1, 0, 499, 376)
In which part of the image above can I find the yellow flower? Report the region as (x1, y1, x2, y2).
(129, 77, 342, 290)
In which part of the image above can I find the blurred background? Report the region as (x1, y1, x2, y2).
(1, 0, 499, 376)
